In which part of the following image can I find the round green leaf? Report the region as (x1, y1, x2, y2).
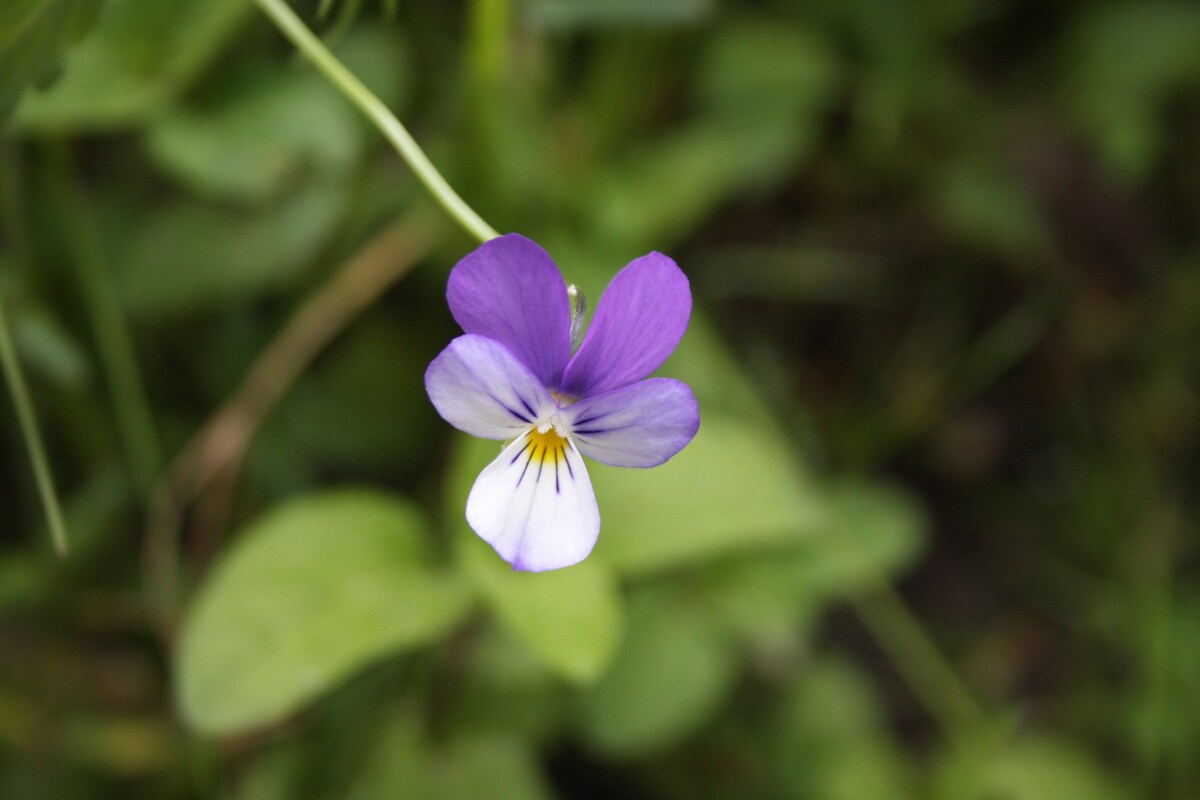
(458, 526, 622, 685)
(579, 587, 738, 757)
(592, 413, 828, 576)
(176, 489, 473, 735)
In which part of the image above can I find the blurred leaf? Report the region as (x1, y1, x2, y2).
(526, 0, 713, 30)
(585, 20, 838, 249)
(587, 126, 748, 249)
(145, 68, 360, 202)
(349, 709, 556, 800)
(145, 27, 409, 201)
(0, 0, 104, 119)
(235, 745, 307, 800)
(15, 0, 252, 131)
(317, 0, 401, 27)
(448, 626, 568, 744)
(658, 315, 776, 419)
(115, 183, 347, 317)
(61, 715, 179, 776)
(769, 658, 914, 800)
(935, 736, 1131, 800)
(578, 586, 737, 757)
(592, 414, 828, 577)
(818, 478, 928, 593)
(263, 318, 440, 475)
(176, 489, 473, 734)
(694, 244, 888, 304)
(931, 158, 1049, 260)
(701, 480, 927, 641)
(1065, 2, 1200, 180)
(455, 515, 623, 684)
(697, 19, 838, 137)
(12, 305, 90, 388)
(1128, 591, 1200, 788)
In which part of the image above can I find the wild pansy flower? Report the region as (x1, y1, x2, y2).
(425, 234, 699, 572)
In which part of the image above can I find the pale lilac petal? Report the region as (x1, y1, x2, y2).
(447, 234, 572, 388)
(560, 252, 691, 398)
(562, 378, 699, 468)
(467, 431, 600, 572)
(425, 335, 555, 440)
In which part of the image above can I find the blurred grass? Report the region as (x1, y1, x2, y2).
(3, 0, 1200, 798)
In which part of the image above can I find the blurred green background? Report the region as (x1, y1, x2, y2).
(3, 0, 1200, 797)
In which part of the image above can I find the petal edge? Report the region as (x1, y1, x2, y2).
(560, 252, 691, 397)
(448, 234, 572, 388)
(466, 433, 601, 572)
(425, 335, 555, 440)
(563, 378, 699, 468)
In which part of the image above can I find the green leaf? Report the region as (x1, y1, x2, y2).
(145, 27, 409, 201)
(769, 659, 915, 800)
(349, 709, 556, 800)
(1065, 3, 1200, 180)
(700, 479, 926, 642)
(14, 0, 252, 131)
(697, 19, 839, 133)
(114, 183, 347, 317)
(11, 304, 91, 388)
(592, 413, 829, 576)
(258, 318, 442, 476)
(584, 20, 838, 249)
(578, 586, 737, 757)
(526, 0, 713, 30)
(935, 736, 1131, 800)
(145, 68, 361, 202)
(811, 478, 928, 594)
(0, 0, 104, 120)
(931, 157, 1049, 260)
(176, 489, 473, 735)
(234, 745, 307, 800)
(446, 626, 569, 744)
(455, 518, 623, 684)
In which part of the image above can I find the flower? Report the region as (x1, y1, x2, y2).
(425, 234, 700, 572)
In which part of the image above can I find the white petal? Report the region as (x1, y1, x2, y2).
(466, 431, 600, 572)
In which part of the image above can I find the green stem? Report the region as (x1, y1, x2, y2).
(849, 580, 989, 739)
(0, 297, 70, 556)
(827, 492, 990, 740)
(252, 0, 500, 243)
(49, 142, 162, 499)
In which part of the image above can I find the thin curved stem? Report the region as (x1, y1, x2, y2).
(252, 0, 500, 244)
(0, 298, 69, 556)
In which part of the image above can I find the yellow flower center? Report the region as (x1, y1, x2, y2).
(527, 425, 568, 467)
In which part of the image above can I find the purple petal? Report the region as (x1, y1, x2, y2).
(448, 234, 572, 388)
(560, 252, 691, 398)
(425, 335, 555, 439)
(562, 378, 699, 468)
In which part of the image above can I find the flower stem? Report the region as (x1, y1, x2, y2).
(252, 0, 500, 244)
(0, 296, 70, 556)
